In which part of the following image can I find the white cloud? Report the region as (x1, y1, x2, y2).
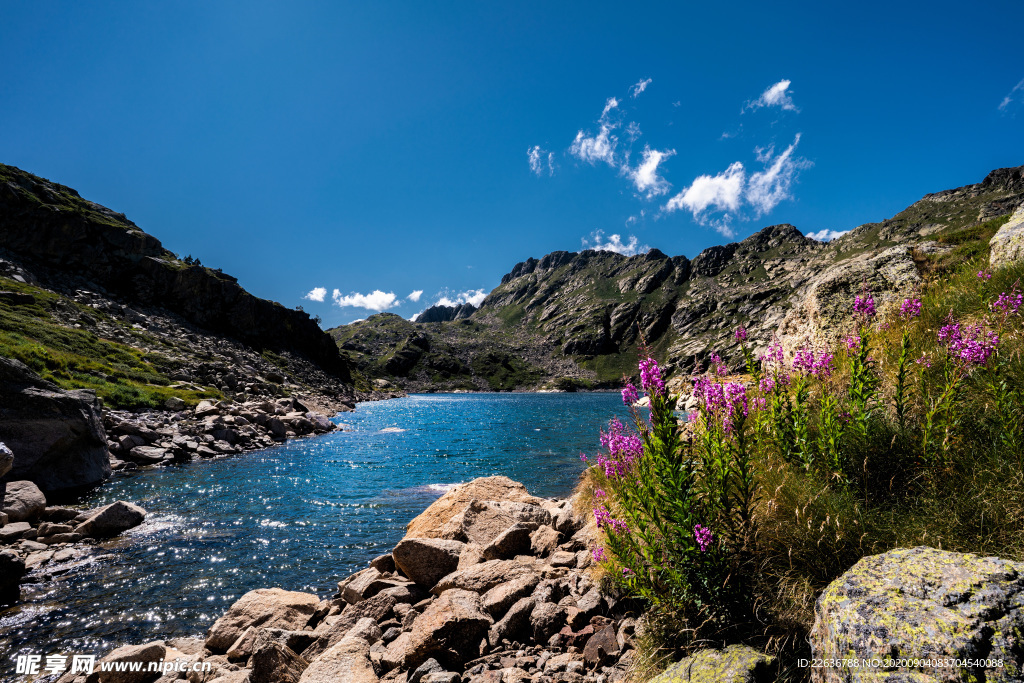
(436, 289, 487, 308)
(410, 312, 422, 322)
(999, 78, 1024, 112)
(528, 145, 556, 176)
(601, 97, 619, 117)
(664, 161, 746, 219)
(569, 98, 621, 166)
(303, 287, 327, 302)
(628, 146, 675, 198)
(408, 290, 423, 302)
(745, 79, 799, 112)
(583, 231, 650, 256)
(805, 229, 849, 242)
(332, 289, 399, 312)
(629, 78, 652, 99)
(746, 133, 809, 216)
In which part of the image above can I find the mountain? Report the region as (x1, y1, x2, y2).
(0, 163, 355, 411)
(331, 165, 1024, 391)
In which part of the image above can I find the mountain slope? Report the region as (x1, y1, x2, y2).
(0, 163, 356, 410)
(332, 165, 1024, 391)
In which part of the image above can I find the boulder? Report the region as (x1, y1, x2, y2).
(75, 501, 147, 538)
(529, 602, 567, 644)
(0, 521, 31, 543)
(0, 357, 111, 494)
(339, 567, 409, 604)
(582, 625, 619, 667)
(95, 640, 166, 683)
(384, 589, 492, 670)
(127, 446, 168, 463)
(488, 597, 535, 647)
(810, 546, 1024, 683)
(408, 658, 444, 683)
(299, 634, 379, 683)
(2, 480, 46, 522)
(0, 549, 26, 602)
(250, 638, 308, 683)
(530, 525, 561, 557)
(440, 500, 551, 546)
(393, 538, 465, 588)
(207, 588, 320, 653)
(481, 573, 540, 617)
(650, 645, 774, 683)
(482, 523, 537, 560)
(164, 396, 186, 411)
(304, 593, 398, 661)
(431, 560, 539, 595)
(990, 204, 1024, 269)
(405, 476, 544, 539)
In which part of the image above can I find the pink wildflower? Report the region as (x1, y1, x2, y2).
(621, 382, 639, 407)
(639, 358, 665, 396)
(900, 298, 922, 319)
(694, 524, 713, 552)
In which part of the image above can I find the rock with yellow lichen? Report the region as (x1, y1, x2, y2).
(810, 546, 1024, 682)
(649, 645, 775, 683)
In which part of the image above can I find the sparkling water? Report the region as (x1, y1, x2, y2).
(1, 392, 627, 673)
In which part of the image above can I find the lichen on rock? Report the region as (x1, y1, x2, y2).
(810, 546, 1024, 682)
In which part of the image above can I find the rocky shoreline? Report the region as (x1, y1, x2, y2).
(40, 476, 640, 683)
(20, 475, 1024, 683)
(0, 354, 405, 611)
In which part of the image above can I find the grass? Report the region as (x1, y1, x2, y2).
(0, 276, 221, 410)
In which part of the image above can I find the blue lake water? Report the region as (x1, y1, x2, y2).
(1, 392, 627, 674)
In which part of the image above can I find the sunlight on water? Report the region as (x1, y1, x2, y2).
(0, 393, 627, 678)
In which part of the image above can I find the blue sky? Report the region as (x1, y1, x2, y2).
(2, 1, 1023, 327)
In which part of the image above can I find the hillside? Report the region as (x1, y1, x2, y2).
(0, 163, 356, 411)
(332, 165, 1024, 391)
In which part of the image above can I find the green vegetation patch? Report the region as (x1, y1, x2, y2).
(0, 276, 220, 409)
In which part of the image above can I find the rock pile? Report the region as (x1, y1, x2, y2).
(102, 395, 339, 470)
(0, 476, 147, 604)
(55, 477, 638, 683)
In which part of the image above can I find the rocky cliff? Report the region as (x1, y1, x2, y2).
(0, 163, 349, 380)
(334, 165, 1024, 391)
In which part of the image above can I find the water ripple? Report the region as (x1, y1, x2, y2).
(0, 392, 625, 681)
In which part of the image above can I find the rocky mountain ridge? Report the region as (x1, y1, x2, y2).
(334, 165, 1024, 391)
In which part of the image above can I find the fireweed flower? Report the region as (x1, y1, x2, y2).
(760, 341, 785, 368)
(710, 353, 729, 376)
(579, 453, 588, 462)
(594, 488, 606, 499)
(915, 355, 932, 368)
(977, 270, 992, 281)
(853, 294, 876, 319)
(596, 418, 643, 478)
(594, 505, 628, 533)
(694, 524, 713, 553)
(693, 377, 748, 433)
(621, 382, 639, 407)
(844, 335, 861, 351)
(900, 298, 922, 319)
(792, 348, 834, 377)
(991, 288, 1023, 316)
(938, 319, 999, 366)
(639, 357, 666, 396)
(591, 546, 606, 562)
(734, 326, 748, 341)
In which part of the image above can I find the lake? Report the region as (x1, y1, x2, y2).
(0, 392, 628, 675)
